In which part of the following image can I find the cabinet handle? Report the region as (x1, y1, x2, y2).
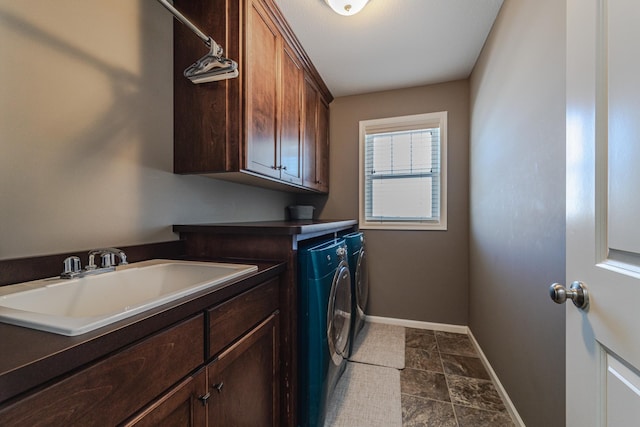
(198, 392, 211, 406)
(212, 382, 224, 393)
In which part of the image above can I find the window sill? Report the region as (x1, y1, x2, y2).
(359, 221, 447, 231)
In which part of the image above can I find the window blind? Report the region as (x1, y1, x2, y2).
(364, 128, 440, 222)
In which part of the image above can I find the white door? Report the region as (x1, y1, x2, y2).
(564, 0, 640, 425)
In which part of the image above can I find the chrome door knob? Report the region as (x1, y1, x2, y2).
(549, 281, 589, 310)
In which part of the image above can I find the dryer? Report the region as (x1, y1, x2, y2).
(343, 231, 369, 355)
(298, 238, 352, 427)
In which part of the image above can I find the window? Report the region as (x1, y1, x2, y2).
(359, 112, 447, 230)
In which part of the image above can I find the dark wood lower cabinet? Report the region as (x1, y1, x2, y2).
(207, 313, 279, 426)
(0, 277, 282, 427)
(125, 313, 279, 427)
(123, 370, 207, 427)
(124, 314, 279, 427)
(0, 316, 204, 427)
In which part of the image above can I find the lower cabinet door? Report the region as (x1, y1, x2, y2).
(207, 313, 280, 426)
(122, 369, 207, 427)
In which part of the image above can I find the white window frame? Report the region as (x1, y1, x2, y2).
(358, 111, 447, 231)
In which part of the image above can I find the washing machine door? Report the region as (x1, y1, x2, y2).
(355, 247, 369, 316)
(327, 260, 352, 366)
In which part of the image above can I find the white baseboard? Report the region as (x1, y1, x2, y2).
(365, 315, 468, 334)
(364, 315, 525, 426)
(467, 330, 526, 427)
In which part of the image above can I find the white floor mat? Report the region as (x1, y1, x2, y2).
(325, 362, 402, 427)
(348, 322, 405, 369)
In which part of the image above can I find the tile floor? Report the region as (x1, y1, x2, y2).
(401, 328, 515, 427)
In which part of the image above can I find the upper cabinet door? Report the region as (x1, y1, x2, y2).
(279, 44, 303, 185)
(246, 0, 280, 178)
(302, 76, 319, 189)
(316, 98, 330, 193)
(302, 74, 330, 194)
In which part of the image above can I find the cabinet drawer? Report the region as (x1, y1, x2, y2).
(0, 315, 204, 427)
(208, 277, 279, 357)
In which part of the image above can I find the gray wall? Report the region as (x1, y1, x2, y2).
(300, 81, 470, 325)
(2, 1, 567, 423)
(0, 0, 293, 260)
(469, 0, 566, 425)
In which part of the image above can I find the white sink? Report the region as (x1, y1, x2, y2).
(0, 259, 257, 336)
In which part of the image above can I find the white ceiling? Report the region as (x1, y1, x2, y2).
(273, 0, 504, 97)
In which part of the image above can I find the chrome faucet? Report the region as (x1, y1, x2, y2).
(87, 248, 128, 270)
(60, 248, 128, 279)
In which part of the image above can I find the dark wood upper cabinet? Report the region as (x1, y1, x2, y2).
(316, 98, 330, 192)
(279, 44, 304, 186)
(246, 0, 280, 179)
(173, 0, 332, 193)
(302, 75, 330, 192)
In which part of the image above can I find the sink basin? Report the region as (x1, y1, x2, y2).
(0, 259, 257, 336)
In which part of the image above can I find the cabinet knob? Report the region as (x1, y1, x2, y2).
(198, 392, 211, 406)
(212, 381, 224, 393)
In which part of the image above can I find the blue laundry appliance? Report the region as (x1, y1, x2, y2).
(343, 231, 369, 355)
(298, 238, 352, 427)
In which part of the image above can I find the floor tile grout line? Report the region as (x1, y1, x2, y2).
(400, 392, 453, 406)
(452, 401, 512, 414)
(439, 351, 482, 359)
(403, 366, 444, 375)
(446, 373, 497, 384)
(435, 330, 460, 427)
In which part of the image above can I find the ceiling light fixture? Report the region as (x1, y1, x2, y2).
(324, 0, 370, 16)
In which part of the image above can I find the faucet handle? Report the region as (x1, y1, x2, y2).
(61, 256, 81, 278)
(112, 249, 128, 265)
(101, 248, 128, 266)
(101, 253, 116, 268)
(87, 253, 98, 270)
